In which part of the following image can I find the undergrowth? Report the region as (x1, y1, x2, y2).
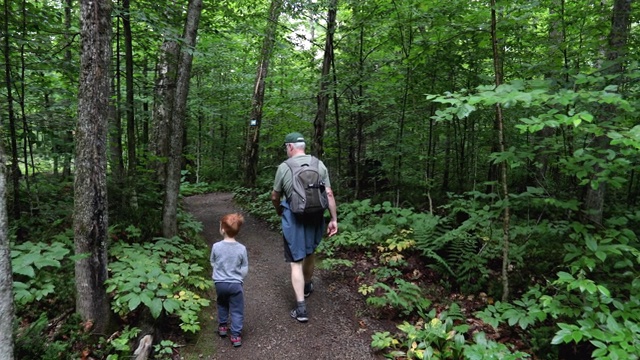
(316, 193, 640, 359)
(10, 177, 213, 359)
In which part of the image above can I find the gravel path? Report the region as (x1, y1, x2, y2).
(182, 192, 385, 360)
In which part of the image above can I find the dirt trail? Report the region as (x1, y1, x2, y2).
(182, 192, 385, 360)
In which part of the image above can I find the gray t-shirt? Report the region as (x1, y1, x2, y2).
(210, 240, 248, 284)
(273, 154, 331, 199)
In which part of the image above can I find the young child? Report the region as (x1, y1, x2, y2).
(210, 213, 248, 347)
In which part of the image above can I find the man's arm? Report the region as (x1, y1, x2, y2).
(271, 190, 283, 216)
(325, 187, 338, 237)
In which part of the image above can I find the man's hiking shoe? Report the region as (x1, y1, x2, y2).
(290, 308, 309, 322)
(218, 324, 228, 337)
(230, 335, 242, 347)
(304, 282, 314, 298)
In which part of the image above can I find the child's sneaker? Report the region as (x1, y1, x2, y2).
(230, 335, 242, 347)
(304, 282, 314, 298)
(290, 307, 308, 322)
(218, 324, 228, 337)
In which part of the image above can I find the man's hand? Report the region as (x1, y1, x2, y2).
(326, 219, 338, 237)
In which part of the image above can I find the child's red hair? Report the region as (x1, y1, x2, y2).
(221, 213, 244, 237)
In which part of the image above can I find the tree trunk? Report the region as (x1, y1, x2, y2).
(3, 0, 21, 224)
(61, 0, 74, 180)
(150, 39, 179, 187)
(162, 0, 203, 237)
(313, 0, 337, 158)
(0, 132, 15, 360)
(19, 0, 32, 197)
(331, 52, 342, 188)
(491, 0, 511, 302)
(122, 0, 138, 210)
(583, 0, 632, 225)
(74, 0, 112, 334)
(111, 9, 125, 184)
(243, 0, 283, 188)
(123, 0, 136, 175)
(141, 59, 150, 147)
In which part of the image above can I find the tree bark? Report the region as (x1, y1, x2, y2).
(74, 0, 112, 334)
(150, 39, 179, 187)
(122, 0, 138, 210)
(111, 9, 125, 184)
(162, 0, 203, 237)
(491, 0, 511, 302)
(243, 0, 283, 188)
(313, 0, 337, 158)
(3, 0, 21, 224)
(583, 0, 632, 225)
(123, 0, 136, 175)
(0, 129, 15, 360)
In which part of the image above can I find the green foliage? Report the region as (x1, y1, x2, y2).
(474, 219, 640, 359)
(543, 221, 640, 360)
(476, 291, 547, 331)
(324, 197, 507, 294)
(11, 239, 78, 307)
(464, 332, 531, 360)
(372, 304, 529, 359)
(177, 209, 205, 239)
(371, 265, 403, 282)
(320, 200, 423, 255)
(106, 326, 141, 357)
(316, 257, 354, 271)
(233, 187, 281, 228)
(14, 313, 85, 360)
(180, 181, 213, 196)
(366, 279, 432, 318)
(105, 237, 211, 333)
(153, 339, 179, 359)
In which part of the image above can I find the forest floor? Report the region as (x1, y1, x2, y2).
(179, 192, 390, 360)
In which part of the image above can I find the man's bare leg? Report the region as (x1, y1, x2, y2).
(302, 253, 315, 283)
(290, 261, 305, 302)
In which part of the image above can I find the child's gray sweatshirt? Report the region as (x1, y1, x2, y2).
(210, 240, 248, 283)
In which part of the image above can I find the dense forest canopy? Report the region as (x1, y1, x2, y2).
(1, 0, 640, 358)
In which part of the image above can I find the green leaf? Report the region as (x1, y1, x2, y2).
(586, 237, 598, 252)
(456, 103, 475, 119)
(551, 329, 570, 344)
(572, 331, 583, 343)
(13, 264, 35, 278)
(149, 298, 163, 319)
(573, 117, 582, 127)
(557, 271, 574, 282)
(128, 295, 141, 311)
(597, 285, 611, 297)
(163, 298, 181, 314)
(35, 259, 61, 269)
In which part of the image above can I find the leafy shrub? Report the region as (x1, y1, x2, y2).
(11, 237, 78, 308)
(105, 326, 141, 359)
(14, 313, 86, 360)
(153, 339, 179, 359)
(475, 220, 640, 359)
(105, 237, 211, 333)
(365, 278, 432, 318)
(464, 332, 531, 360)
(233, 187, 281, 228)
(180, 180, 212, 196)
(372, 304, 530, 359)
